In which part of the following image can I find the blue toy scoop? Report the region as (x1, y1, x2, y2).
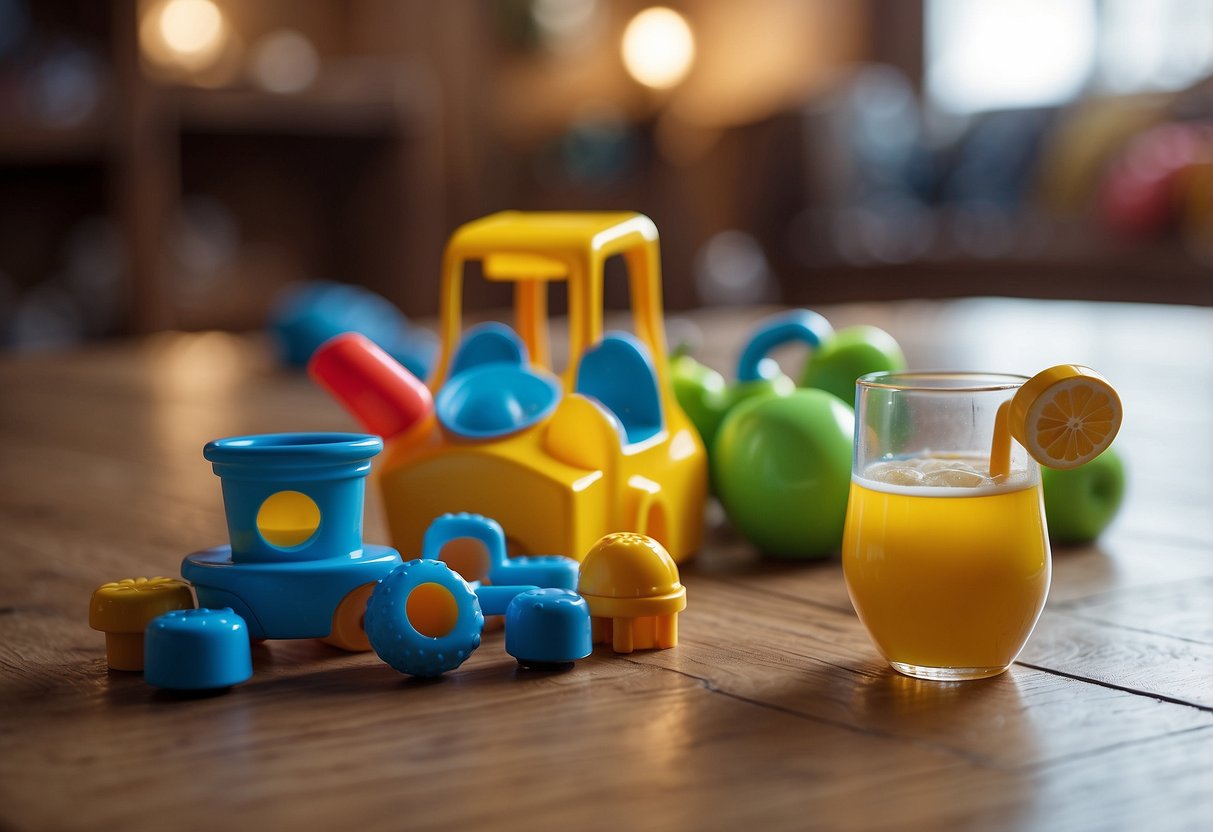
(436, 322, 562, 441)
(436, 366, 561, 440)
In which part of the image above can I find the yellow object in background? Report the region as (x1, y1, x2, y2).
(1035, 93, 1170, 216)
(1180, 160, 1213, 259)
(377, 212, 708, 564)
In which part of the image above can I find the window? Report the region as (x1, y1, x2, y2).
(927, 0, 1213, 113)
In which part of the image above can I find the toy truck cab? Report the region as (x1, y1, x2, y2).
(366, 211, 707, 564)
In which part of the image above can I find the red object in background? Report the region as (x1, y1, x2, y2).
(1098, 123, 1210, 239)
(308, 332, 434, 441)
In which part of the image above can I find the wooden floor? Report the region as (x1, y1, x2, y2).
(1, 298, 1210, 831)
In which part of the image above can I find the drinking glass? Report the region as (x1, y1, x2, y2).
(842, 372, 1051, 681)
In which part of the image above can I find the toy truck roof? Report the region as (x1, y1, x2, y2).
(444, 211, 659, 271)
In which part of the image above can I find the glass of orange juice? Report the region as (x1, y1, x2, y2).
(842, 372, 1051, 681)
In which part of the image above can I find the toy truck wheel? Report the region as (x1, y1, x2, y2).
(320, 582, 377, 652)
(365, 559, 484, 677)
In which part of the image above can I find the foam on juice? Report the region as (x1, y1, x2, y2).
(857, 453, 1037, 497)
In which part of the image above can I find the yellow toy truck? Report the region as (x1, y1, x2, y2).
(311, 211, 707, 565)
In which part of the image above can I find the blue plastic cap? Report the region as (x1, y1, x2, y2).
(144, 608, 253, 691)
(505, 588, 592, 666)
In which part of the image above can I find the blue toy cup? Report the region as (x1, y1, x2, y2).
(204, 433, 382, 563)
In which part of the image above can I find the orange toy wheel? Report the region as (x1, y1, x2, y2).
(319, 582, 376, 652)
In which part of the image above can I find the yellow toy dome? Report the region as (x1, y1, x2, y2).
(579, 532, 683, 600)
(577, 533, 687, 643)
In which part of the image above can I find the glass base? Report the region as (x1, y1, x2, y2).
(890, 661, 1010, 681)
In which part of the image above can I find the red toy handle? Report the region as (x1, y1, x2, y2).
(309, 332, 434, 441)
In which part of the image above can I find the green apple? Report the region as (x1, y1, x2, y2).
(801, 325, 907, 405)
(713, 389, 855, 559)
(1041, 446, 1126, 544)
(722, 374, 796, 417)
(670, 353, 796, 454)
(669, 353, 729, 447)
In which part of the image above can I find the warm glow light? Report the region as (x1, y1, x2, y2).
(621, 7, 695, 90)
(160, 0, 223, 55)
(140, 0, 228, 73)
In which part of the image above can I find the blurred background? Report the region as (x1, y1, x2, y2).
(2, 0, 1212, 350)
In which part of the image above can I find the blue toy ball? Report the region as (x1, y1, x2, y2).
(364, 559, 484, 678)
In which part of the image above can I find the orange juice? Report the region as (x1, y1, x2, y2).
(842, 458, 1050, 675)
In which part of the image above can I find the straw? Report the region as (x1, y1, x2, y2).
(989, 400, 1012, 480)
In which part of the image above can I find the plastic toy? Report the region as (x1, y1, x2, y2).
(505, 588, 592, 670)
(673, 310, 897, 558)
(271, 280, 438, 380)
(181, 432, 403, 651)
(144, 608, 253, 691)
(670, 309, 832, 456)
(577, 532, 686, 654)
(422, 512, 579, 589)
(364, 559, 484, 677)
(89, 577, 196, 671)
(309, 332, 434, 442)
(474, 584, 541, 616)
(310, 211, 708, 564)
(713, 389, 855, 559)
(799, 325, 906, 404)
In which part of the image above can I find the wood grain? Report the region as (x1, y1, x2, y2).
(2, 299, 1211, 832)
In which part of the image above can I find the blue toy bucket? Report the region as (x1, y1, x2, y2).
(203, 432, 382, 563)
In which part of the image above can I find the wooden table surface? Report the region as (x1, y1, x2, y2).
(2, 298, 1211, 832)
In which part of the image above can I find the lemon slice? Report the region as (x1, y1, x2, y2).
(1008, 365, 1123, 470)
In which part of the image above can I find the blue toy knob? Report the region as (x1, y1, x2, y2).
(505, 588, 592, 671)
(144, 608, 253, 691)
